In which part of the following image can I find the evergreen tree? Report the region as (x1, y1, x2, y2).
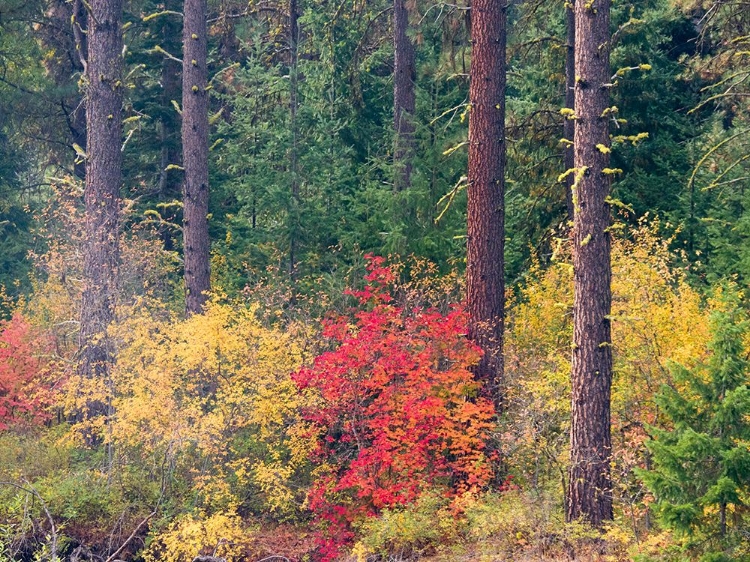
(156, 0, 183, 251)
(567, 0, 614, 527)
(78, 0, 124, 394)
(182, 0, 211, 314)
(639, 290, 750, 539)
(466, 0, 507, 408)
(289, 0, 300, 279)
(0, 148, 33, 310)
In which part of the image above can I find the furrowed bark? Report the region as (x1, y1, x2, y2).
(182, 0, 211, 314)
(78, 0, 123, 386)
(567, 0, 614, 528)
(78, 0, 123, 440)
(466, 0, 507, 410)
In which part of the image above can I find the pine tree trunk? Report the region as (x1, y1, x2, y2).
(393, 0, 416, 191)
(78, 0, 123, 407)
(289, 0, 300, 279)
(567, 0, 614, 527)
(158, 0, 182, 251)
(564, 1, 576, 221)
(182, 0, 211, 315)
(466, 0, 506, 409)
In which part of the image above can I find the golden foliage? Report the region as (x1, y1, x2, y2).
(504, 220, 710, 507)
(144, 509, 252, 562)
(23, 182, 182, 367)
(109, 300, 313, 516)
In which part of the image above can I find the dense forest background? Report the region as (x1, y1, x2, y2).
(0, 0, 749, 560)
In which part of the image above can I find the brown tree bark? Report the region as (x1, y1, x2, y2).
(566, 0, 614, 527)
(564, 1, 575, 222)
(77, 0, 123, 404)
(466, 0, 506, 409)
(393, 0, 416, 191)
(289, 0, 300, 279)
(182, 0, 211, 315)
(158, 0, 183, 251)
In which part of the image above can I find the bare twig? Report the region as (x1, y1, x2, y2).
(0, 480, 59, 561)
(103, 511, 157, 562)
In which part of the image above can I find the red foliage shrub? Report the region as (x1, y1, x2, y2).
(293, 257, 495, 558)
(0, 313, 54, 430)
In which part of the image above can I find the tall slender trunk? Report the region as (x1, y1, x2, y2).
(429, 79, 438, 225)
(393, 0, 416, 191)
(78, 0, 123, 415)
(289, 0, 300, 279)
(466, 0, 506, 409)
(182, 0, 211, 315)
(567, 0, 614, 527)
(158, 0, 182, 251)
(564, 1, 576, 221)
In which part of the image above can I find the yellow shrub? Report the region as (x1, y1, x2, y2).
(110, 300, 314, 516)
(144, 510, 252, 562)
(504, 220, 711, 512)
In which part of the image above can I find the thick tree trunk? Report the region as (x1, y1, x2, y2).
(78, 0, 123, 407)
(289, 0, 300, 279)
(393, 0, 416, 191)
(466, 0, 506, 409)
(182, 0, 211, 314)
(567, 0, 614, 527)
(564, 1, 575, 221)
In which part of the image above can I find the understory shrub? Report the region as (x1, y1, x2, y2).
(294, 256, 495, 558)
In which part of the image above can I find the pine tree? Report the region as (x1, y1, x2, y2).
(289, 0, 300, 279)
(43, 0, 88, 180)
(158, 0, 183, 237)
(567, 0, 614, 527)
(78, 0, 124, 395)
(466, 0, 507, 410)
(639, 291, 750, 538)
(182, 0, 211, 314)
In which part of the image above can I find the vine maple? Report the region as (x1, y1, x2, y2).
(0, 313, 53, 430)
(293, 256, 494, 557)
